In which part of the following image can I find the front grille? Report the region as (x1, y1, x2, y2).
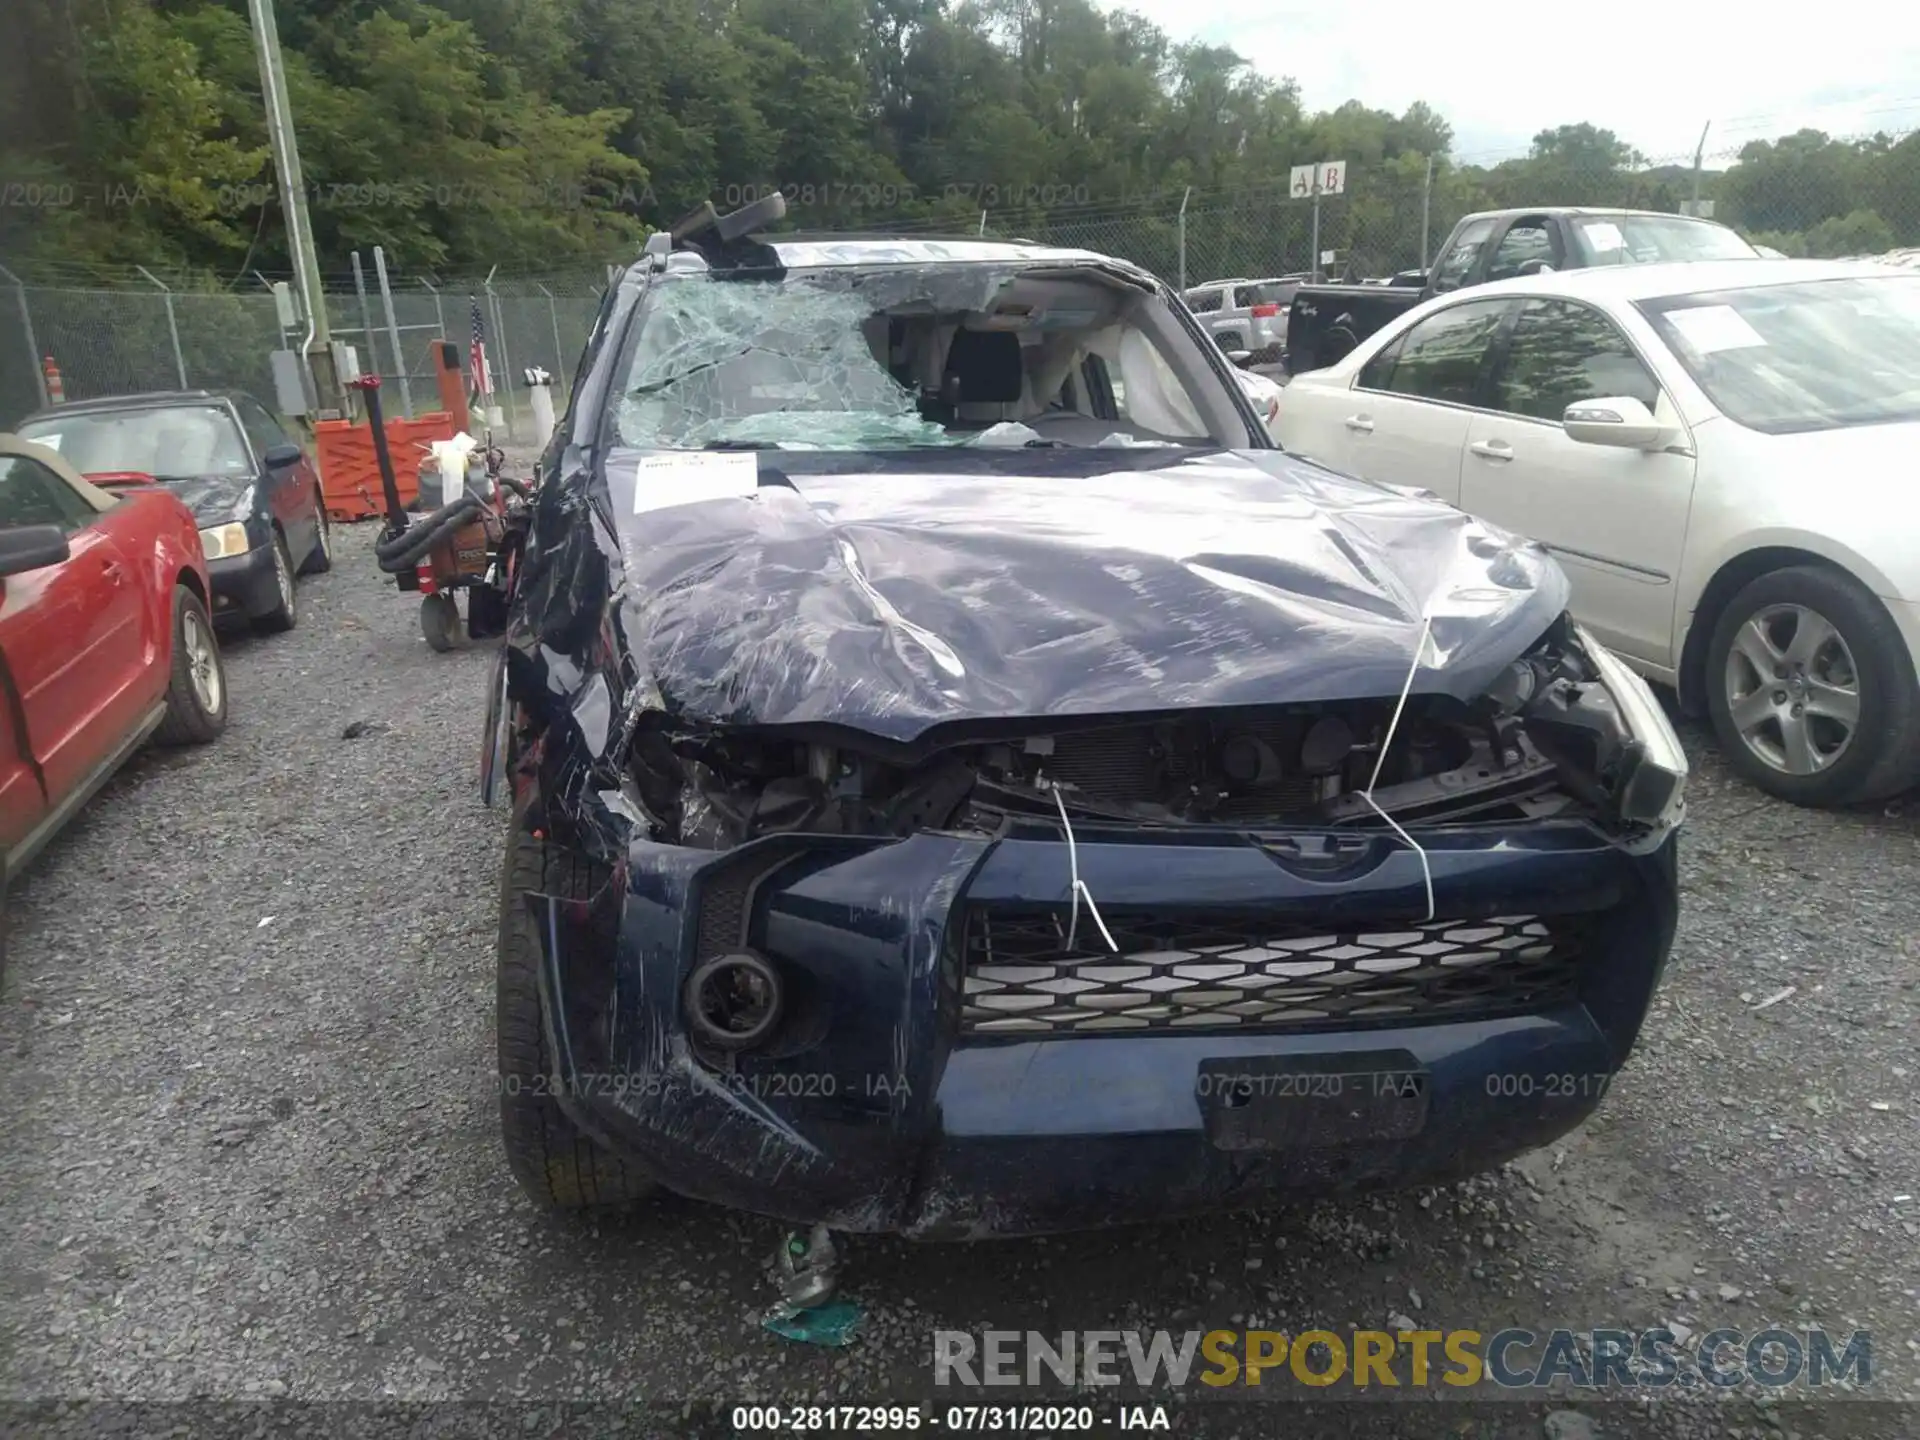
(960, 909, 1589, 1035)
(691, 842, 807, 960)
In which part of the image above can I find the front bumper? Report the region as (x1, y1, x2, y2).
(529, 818, 1678, 1239)
(207, 542, 280, 620)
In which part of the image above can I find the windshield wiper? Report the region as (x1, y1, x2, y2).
(701, 439, 779, 450)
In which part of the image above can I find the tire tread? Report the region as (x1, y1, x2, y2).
(1706, 564, 1920, 807)
(496, 821, 655, 1210)
(154, 586, 226, 747)
(299, 493, 333, 575)
(252, 534, 298, 634)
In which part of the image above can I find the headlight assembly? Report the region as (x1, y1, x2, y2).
(198, 523, 252, 560)
(1574, 625, 1688, 835)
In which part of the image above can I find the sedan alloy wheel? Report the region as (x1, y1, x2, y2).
(1722, 602, 1860, 776)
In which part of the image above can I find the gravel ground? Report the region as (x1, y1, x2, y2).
(3, 517, 1919, 1438)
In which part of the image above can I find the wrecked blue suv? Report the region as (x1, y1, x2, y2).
(481, 200, 1685, 1239)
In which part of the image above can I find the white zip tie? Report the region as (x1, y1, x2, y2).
(1049, 781, 1120, 954)
(1363, 612, 1437, 924)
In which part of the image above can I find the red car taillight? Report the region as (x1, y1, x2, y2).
(1250, 303, 1280, 317)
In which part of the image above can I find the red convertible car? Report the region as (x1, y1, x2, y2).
(0, 434, 227, 893)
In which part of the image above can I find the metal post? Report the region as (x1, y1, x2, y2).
(0, 263, 48, 409)
(1310, 183, 1322, 283)
(1420, 154, 1434, 267)
(537, 282, 566, 386)
(371, 245, 414, 417)
(134, 265, 189, 389)
(485, 276, 519, 439)
(421, 277, 445, 340)
(246, 0, 337, 412)
(1690, 121, 1711, 211)
(1177, 186, 1192, 291)
(350, 251, 377, 384)
(978, 209, 988, 236)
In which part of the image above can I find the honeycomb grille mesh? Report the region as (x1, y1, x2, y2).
(960, 909, 1589, 1035)
(692, 844, 805, 960)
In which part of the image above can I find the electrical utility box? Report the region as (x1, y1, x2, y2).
(270, 350, 310, 416)
(271, 281, 300, 331)
(331, 341, 362, 384)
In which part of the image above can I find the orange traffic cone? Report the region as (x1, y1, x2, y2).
(42, 354, 65, 405)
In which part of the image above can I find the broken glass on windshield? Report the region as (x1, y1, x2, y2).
(615, 277, 956, 449)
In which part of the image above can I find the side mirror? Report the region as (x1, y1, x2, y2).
(263, 441, 304, 469)
(1563, 396, 1671, 450)
(1225, 349, 1254, 369)
(0, 524, 72, 578)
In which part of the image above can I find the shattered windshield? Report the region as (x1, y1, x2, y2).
(610, 262, 1229, 451)
(617, 279, 952, 448)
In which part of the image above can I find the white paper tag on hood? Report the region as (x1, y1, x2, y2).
(632, 450, 759, 514)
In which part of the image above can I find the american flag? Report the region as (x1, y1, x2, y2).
(468, 296, 492, 397)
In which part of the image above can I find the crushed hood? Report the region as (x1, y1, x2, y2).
(155, 474, 252, 527)
(578, 446, 1569, 745)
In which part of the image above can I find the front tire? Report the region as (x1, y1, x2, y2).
(496, 820, 657, 1210)
(1705, 565, 1920, 806)
(155, 585, 228, 746)
(252, 533, 298, 634)
(300, 493, 333, 575)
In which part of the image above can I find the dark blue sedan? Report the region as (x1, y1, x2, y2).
(16, 388, 332, 633)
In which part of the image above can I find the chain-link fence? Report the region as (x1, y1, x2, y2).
(5, 123, 1915, 427)
(0, 279, 292, 430)
(319, 272, 606, 439)
(0, 264, 608, 438)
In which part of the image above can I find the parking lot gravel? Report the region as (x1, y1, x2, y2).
(4, 516, 1920, 1438)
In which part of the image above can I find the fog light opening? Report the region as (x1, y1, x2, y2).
(685, 951, 785, 1050)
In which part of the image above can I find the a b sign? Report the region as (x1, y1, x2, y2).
(1289, 161, 1348, 198)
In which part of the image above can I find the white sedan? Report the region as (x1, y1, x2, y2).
(1275, 258, 1920, 807)
(1234, 366, 1283, 435)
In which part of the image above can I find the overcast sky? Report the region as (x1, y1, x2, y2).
(1117, 0, 1920, 163)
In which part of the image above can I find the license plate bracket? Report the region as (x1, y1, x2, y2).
(1198, 1050, 1429, 1151)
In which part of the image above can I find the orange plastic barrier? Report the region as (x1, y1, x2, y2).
(314, 410, 457, 521)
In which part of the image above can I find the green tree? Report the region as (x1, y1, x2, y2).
(1803, 209, 1895, 257)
